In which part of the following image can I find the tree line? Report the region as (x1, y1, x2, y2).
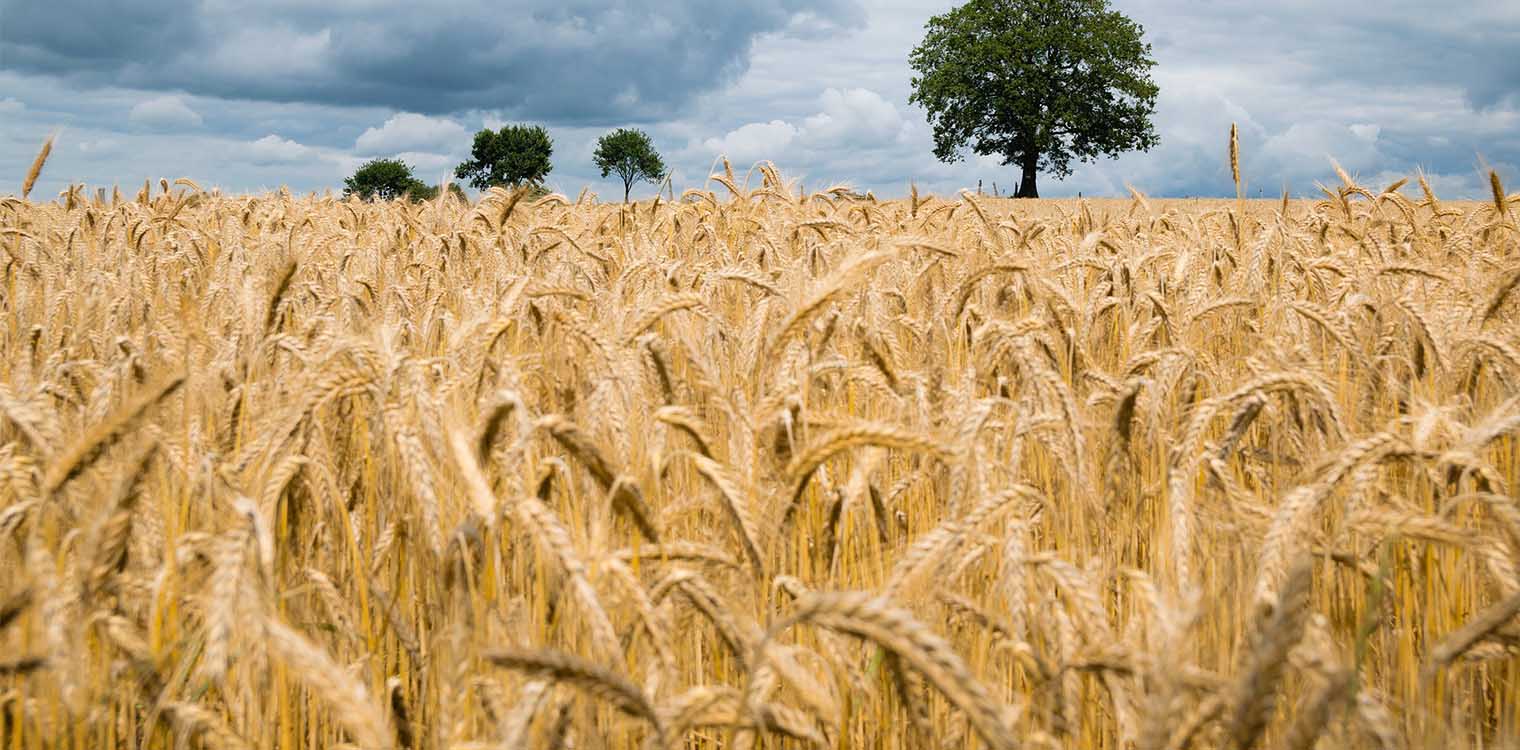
(344, 125, 665, 203)
(348, 0, 1160, 203)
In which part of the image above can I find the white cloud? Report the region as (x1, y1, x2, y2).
(700, 87, 902, 168)
(355, 113, 470, 155)
(247, 135, 316, 164)
(1260, 121, 1381, 175)
(703, 120, 800, 164)
(128, 95, 203, 128)
(78, 138, 120, 154)
(206, 27, 331, 79)
(0, 97, 24, 114)
(1349, 123, 1382, 142)
(803, 87, 901, 144)
(393, 151, 456, 178)
(1419, 169, 1494, 201)
(1219, 96, 1265, 139)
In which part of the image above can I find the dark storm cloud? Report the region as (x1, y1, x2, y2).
(0, 0, 866, 122)
(0, 0, 201, 69)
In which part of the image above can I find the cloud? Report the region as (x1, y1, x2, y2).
(803, 88, 902, 144)
(1, 0, 866, 122)
(393, 151, 457, 178)
(702, 87, 902, 166)
(247, 135, 316, 164)
(128, 95, 202, 128)
(704, 121, 800, 163)
(2, 2, 1517, 201)
(1127, 0, 1520, 113)
(0, 0, 200, 71)
(355, 113, 469, 155)
(77, 137, 121, 154)
(1349, 123, 1382, 143)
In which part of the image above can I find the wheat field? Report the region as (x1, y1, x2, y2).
(2, 159, 1519, 750)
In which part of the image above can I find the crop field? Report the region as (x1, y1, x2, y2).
(2, 163, 1519, 750)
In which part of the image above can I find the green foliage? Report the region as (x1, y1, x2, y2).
(455, 124, 554, 190)
(908, 0, 1159, 197)
(343, 159, 468, 203)
(593, 128, 667, 202)
(413, 182, 470, 202)
(344, 158, 433, 202)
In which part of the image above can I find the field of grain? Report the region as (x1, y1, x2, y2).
(1, 162, 1519, 750)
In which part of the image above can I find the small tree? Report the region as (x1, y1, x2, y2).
(593, 128, 667, 203)
(908, 0, 1160, 198)
(344, 158, 431, 201)
(410, 182, 470, 202)
(454, 124, 554, 190)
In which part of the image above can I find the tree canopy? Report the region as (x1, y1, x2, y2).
(343, 158, 434, 202)
(454, 124, 554, 190)
(593, 128, 666, 203)
(908, 0, 1159, 198)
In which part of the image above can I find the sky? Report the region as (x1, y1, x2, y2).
(2, 0, 1517, 201)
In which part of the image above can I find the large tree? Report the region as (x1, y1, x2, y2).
(908, 0, 1159, 198)
(593, 128, 666, 203)
(454, 124, 554, 190)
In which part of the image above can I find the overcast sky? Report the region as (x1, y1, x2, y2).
(3, 0, 1517, 200)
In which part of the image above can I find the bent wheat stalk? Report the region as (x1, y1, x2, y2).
(763, 591, 1018, 750)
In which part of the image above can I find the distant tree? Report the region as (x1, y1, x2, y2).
(454, 124, 554, 190)
(344, 158, 431, 201)
(409, 182, 470, 202)
(908, 0, 1160, 198)
(592, 128, 667, 202)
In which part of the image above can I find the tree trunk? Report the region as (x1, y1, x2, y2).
(1015, 156, 1039, 199)
(623, 180, 632, 203)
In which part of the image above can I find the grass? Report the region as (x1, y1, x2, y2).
(1, 157, 1519, 749)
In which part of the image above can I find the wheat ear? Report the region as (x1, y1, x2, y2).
(766, 591, 1018, 750)
(1425, 589, 1520, 675)
(1491, 170, 1508, 220)
(679, 451, 765, 574)
(781, 422, 951, 533)
(541, 414, 659, 541)
(485, 648, 667, 747)
(21, 135, 52, 200)
(514, 496, 621, 662)
(262, 614, 392, 749)
(43, 373, 185, 495)
(1229, 123, 1242, 198)
(1225, 557, 1314, 750)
